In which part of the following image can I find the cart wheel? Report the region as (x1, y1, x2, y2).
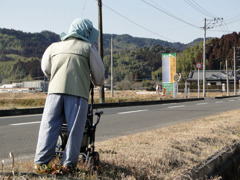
(55, 132, 68, 157)
(88, 152, 100, 174)
(92, 152, 100, 167)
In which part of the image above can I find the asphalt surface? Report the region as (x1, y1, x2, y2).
(1, 97, 240, 163)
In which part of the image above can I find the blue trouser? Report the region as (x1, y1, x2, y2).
(34, 94, 88, 167)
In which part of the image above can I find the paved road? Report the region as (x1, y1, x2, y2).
(1, 97, 240, 163)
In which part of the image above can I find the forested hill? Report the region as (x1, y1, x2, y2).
(1, 27, 239, 85)
(103, 34, 187, 54)
(0, 28, 187, 83)
(0, 28, 187, 58)
(0, 29, 60, 82)
(177, 32, 240, 79)
(0, 28, 60, 60)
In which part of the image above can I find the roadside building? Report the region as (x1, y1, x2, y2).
(186, 70, 240, 85)
(0, 80, 49, 93)
(22, 80, 48, 92)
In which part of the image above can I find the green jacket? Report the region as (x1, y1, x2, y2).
(48, 39, 91, 100)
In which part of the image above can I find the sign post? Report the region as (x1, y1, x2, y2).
(173, 73, 181, 98)
(222, 83, 225, 92)
(196, 62, 202, 98)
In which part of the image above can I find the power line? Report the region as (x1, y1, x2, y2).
(142, 0, 200, 29)
(221, 22, 230, 33)
(184, 0, 216, 18)
(201, 18, 224, 30)
(208, 28, 231, 33)
(224, 14, 240, 25)
(81, 0, 87, 17)
(207, 15, 240, 33)
(192, 0, 216, 17)
(159, 0, 198, 24)
(225, 14, 240, 22)
(100, 1, 175, 42)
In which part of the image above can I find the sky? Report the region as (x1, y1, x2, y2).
(1, 0, 240, 44)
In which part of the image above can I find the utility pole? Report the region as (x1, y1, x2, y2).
(226, 59, 230, 96)
(111, 37, 113, 97)
(98, 0, 105, 103)
(234, 47, 236, 95)
(203, 18, 206, 97)
(202, 17, 223, 97)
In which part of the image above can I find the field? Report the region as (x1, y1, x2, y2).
(0, 90, 230, 109)
(0, 91, 239, 179)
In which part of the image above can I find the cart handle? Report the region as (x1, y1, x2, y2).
(95, 111, 103, 117)
(93, 111, 103, 127)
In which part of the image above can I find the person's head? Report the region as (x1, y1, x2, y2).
(60, 18, 98, 42)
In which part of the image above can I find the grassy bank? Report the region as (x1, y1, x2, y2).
(95, 109, 240, 179)
(1, 108, 240, 179)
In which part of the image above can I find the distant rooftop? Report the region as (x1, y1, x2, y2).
(186, 70, 240, 82)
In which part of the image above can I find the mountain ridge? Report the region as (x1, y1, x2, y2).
(0, 27, 215, 84)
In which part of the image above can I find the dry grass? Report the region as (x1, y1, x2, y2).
(1, 108, 240, 179)
(95, 109, 240, 179)
(0, 92, 47, 109)
(0, 90, 229, 109)
(0, 91, 238, 179)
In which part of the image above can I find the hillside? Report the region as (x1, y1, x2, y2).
(1, 28, 239, 85)
(0, 28, 187, 59)
(177, 32, 240, 79)
(0, 28, 185, 83)
(0, 28, 60, 82)
(0, 28, 60, 59)
(207, 32, 240, 69)
(103, 44, 176, 84)
(102, 34, 187, 54)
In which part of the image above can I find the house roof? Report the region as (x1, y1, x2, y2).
(186, 70, 239, 82)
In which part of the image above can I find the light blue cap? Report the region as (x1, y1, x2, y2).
(60, 18, 99, 42)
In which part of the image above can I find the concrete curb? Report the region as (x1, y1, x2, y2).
(0, 98, 204, 117)
(215, 95, 240, 99)
(184, 142, 240, 179)
(93, 98, 204, 109)
(0, 108, 43, 117)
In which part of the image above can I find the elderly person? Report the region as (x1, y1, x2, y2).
(34, 18, 104, 169)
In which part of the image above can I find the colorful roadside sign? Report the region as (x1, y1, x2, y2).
(162, 83, 173, 94)
(196, 62, 202, 69)
(162, 53, 176, 83)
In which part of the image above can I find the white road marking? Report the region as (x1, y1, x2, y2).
(228, 100, 235, 102)
(167, 105, 185, 109)
(10, 121, 41, 126)
(215, 101, 224, 103)
(118, 109, 148, 115)
(0, 114, 42, 119)
(196, 103, 208, 106)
